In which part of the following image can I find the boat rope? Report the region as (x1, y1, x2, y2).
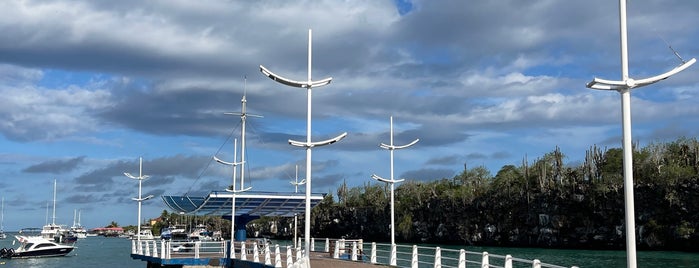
(184, 120, 242, 197)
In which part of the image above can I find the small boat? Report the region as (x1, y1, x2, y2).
(160, 224, 188, 240)
(131, 229, 154, 240)
(0, 235, 74, 258)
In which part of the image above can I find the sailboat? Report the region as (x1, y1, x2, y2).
(0, 198, 6, 239)
(70, 209, 87, 239)
(40, 180, 74, 244)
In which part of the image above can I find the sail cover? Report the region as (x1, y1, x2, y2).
(161, 191, 325, 217)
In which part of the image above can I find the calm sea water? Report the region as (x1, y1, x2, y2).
(0, 235, 696, 268)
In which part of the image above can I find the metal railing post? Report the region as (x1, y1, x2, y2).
(505, 254, 513, 268)
(351, 241, 358, 261)
(286, 246, 293, 267)
(391, 244, 398, 266)
(370, 242, 377, 264)
(311, 238, 315, 251)
(324, 238, 329, 252)
(533, 259, 541, 268)
(241, 241, 247, 261)
(153, 240, 158, 258)
(333, 240, 340, 258)
(253, 242, 259, 263)
(481, 252, 489, 268)
(434, 247, 441, 268)
(131, 239, 136, 254)
(458, 249, 465, 268)
(411, 245, 418, 268)
(275, 244, 282, 267)
(195, 241, 201, 258)
(264, 243, 272, 265)
(145, 241, 151, 256)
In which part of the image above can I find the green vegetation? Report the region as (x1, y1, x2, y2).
(302, 138, 699, 251)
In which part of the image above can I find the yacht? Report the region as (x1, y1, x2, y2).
(0, 235, 74, 258)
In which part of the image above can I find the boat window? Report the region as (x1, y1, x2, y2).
(23, 243, 34, 250)
(35, 243, 54, 249)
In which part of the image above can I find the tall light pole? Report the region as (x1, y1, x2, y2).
(260, 29, 347, 258)
(289, 165, 306, 248)
(371, 116, 418, 266)
(125, 157, 154, 253)
(587, 1, 695, 267)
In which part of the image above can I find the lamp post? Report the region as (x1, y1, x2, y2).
(260, 29, 347, 258)
(289, 165, 306, 248)
(587, 1, 695, 267)
(125, 157, 154, 253)
(371, 116, 418, 266)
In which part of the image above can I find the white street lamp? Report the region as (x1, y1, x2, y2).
(125, 157, 154, 253)
(587, 1, 695, 267)
(260, 29, 347, 258)
(289, 165, 306, 249)
(371, 116, 418, 266)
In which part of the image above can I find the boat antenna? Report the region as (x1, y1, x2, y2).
(52, 179, 57, 225)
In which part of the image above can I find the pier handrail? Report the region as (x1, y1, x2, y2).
(132, 238, 579, 268)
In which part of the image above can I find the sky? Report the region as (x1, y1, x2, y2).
(0, 0, 698, 231)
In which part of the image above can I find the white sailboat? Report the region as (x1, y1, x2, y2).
(40, 180, 72, 244)
(0, 198, 6, 239)
(70, 209, 87, 239)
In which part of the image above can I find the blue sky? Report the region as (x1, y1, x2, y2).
(0, 0, 698, 231)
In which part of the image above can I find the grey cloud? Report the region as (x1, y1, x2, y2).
(23, 156, 86, 174)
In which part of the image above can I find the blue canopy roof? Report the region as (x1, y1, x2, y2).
(161, 191, 325, 217)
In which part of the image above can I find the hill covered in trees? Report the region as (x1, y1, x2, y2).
(255, 137, 699, 251)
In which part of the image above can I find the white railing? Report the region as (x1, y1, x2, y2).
(132, 238, 578, 268)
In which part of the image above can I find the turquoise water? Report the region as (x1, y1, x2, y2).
(0, 235, 143, 268)
(0, 235, 696, 268)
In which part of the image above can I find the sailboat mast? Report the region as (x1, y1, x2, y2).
(52, 179, 57, 225)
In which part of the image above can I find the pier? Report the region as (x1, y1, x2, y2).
(130, 237, 579, 268)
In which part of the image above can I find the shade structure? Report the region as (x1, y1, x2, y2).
(162, 191, 325, 217)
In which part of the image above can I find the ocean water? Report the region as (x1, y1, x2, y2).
(0, 235, 696, 268)
(0, 234, 143, 268)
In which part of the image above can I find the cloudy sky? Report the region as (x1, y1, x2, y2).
(0, 0, 698, 231)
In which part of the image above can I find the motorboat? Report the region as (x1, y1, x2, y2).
(160, 224, 188, 240)
(131, 229, 154, 240)
(0, 235, 74, 258)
